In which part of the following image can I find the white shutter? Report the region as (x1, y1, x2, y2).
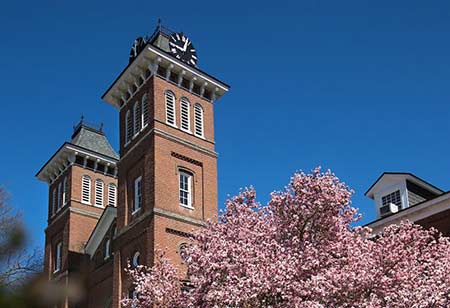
(180, 97, 190, 131)
(133, 102, 140, 135)
(165, 91, 176, 126)
(81, 175, 91, 204)
(141, 94, 149, 128)
(194, 103, 204, 137)
(125, 111, 132, 144)
(108, 183, 117, 207)
(95, 179, 104, 207)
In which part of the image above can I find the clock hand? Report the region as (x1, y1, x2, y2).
(170, 42, 184, 51)
(183, 38, 189, 52)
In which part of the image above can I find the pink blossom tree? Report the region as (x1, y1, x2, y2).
(124, 168, 450, 308)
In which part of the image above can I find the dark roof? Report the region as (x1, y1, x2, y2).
(71, 124, 119, 159)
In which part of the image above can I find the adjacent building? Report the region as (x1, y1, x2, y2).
(366, 172, 450, 235)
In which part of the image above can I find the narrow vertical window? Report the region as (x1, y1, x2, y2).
(133, 102, 140, 136)
(165, 90, 176, 126)
(81, 175, 91, 204)
(125, 110, 132, 144)
(108, 183, 117, 207)
(95, 179, 104, 207)
(62, 177, 68, 205)
(57, 182, 62, 211)
(54, 242, 62, 273)
(132, 251, 140, 268)
(180, 97, 191, 132)
(104, 239, 111, 260)
(141, 94, 149, 129)
(52, 188, 57, 215)
(133, 177, 142, 213)
(179, 171, 193, 208)
(194, 103, 204, 137)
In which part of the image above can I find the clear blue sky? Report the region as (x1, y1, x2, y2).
(1, 0, 450, 249)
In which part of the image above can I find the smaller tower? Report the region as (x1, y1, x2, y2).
(36, 120, 119, 307)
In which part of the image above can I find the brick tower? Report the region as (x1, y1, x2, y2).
(36, 120, 119, 307)
(101, 24, 229, 306)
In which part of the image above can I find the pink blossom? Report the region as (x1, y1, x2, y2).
(124, 168, 450, 308)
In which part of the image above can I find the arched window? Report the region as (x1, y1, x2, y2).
(132, 251, 140, 268)
(178, 243, 189, 263)
(95, 179, 104, 207)
(54, 241, 62, 273)
(107, 183, 117, 207)
(179, 170, 193, 209)
(165, 90, 176, 126)
(125, 110, 132, 144)
(133, 101, 140, 136)
(62, 177, 68, 205)
(133, 177, 142, 213)
(141, 94, 149, 128)
(180, 97, 190, 132)
(104, 238, 111, 260)
(52, 188, 57, 215)
(81, 175, 91, 204)
(194, 103, 204, 137)
(57, 182, 62, 211)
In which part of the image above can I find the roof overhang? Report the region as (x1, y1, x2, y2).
(366, 191, 450, 233)
(365, 172, 444, 199)
(102, 44, 230, 109)
(36, 142, 119, 184)
(85, 206, 117, 257)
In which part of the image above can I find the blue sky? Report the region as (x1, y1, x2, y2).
(1, 0, 450, 249)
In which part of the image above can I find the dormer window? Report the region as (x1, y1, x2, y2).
(380, 190, 401, 217)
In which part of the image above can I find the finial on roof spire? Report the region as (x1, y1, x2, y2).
(100, 122, 104, 132)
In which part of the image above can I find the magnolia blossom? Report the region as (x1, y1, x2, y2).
(124, 168, 450, 308)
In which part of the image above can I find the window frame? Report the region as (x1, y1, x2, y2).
(132, 251, 140, 268)
(52, 188, 57, 216)
(194, 103, 204, 138)
(179, 171, 193, 209)
(95, 178, 104, 208)
(133, 101, 140, 137)
(81, 175, 92, 205)
(108, 183, 117, 207)
(180, 97, 191, 133)
(141, 94, 149, 129)
(104, 238, 111, 260)
(125, 110, 132, 146)
(54, 241, 62, 273)
(62, 176, 68, 205)
(165, 90, 177, 127)
(133, 176, 142, 214)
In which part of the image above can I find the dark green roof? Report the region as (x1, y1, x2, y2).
(71, 125, 119, 159)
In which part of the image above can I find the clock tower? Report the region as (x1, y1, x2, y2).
(102, 23, 229, 306)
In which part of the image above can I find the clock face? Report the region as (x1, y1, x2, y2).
(169, 32, 197, 66)
(129, 37, 149, 63)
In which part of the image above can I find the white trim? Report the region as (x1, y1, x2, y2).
(133, 176, 142, 212)
(165, 90, 176, 127)
(94, 178, 104, 208)
(368, 192, 450, 233)
(146, 45, 228, 92)
(81, 175, 91, 205)
(193, 103, 204, 138)
(180, 97, 191, 133)
(179, 171, 193, 208)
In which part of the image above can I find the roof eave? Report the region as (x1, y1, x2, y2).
(101, 44, 230, 109)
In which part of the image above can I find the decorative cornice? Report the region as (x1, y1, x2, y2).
(102, 43, 229, 109)
(119, 127, 217, 162)
(153, 207, 205, 227)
